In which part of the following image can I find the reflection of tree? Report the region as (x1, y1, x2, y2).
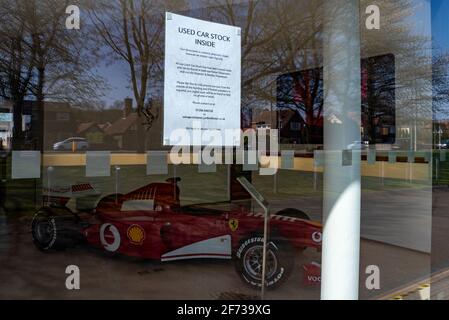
(0, 0, 103, 149)
(433, 54, 449, 116)
(361, 54, 396, 144)
(276, 68, 323, 144)
(205, 0, 326, 138)
(0, 1, 35, 148)
(205, 0, 449, 149)
(205, 0, 327, 144)
(1, 0, 445, 151)
(87, 0, 186, 152)
(203, 0, 295, 126)
(360, 0, 448, 149)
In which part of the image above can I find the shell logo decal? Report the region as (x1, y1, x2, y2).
(100, 223, 121, 252)
(229, 218, 239, 232)
(127, 224, 146, 245)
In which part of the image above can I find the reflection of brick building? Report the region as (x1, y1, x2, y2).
(103, 98, 163, 151)
(105, 113, 139, 150)
(102, 97, 137, 150)
(76, 122, 111, 149)
(41, 102, 77, 149)
(252, 109, 319, 144)
(1, 99, 75, 150)
(3, 97, 164, 152)
(251, 110, 276, 130)
(1, 100, 82, 150)
(0, 99, 13, 150)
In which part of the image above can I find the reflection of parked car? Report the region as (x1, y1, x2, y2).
(53, 137, 88, 151)
(436, 139, 449, 149)
(31, 177, 322, 289)
(347, 140, 369, 150)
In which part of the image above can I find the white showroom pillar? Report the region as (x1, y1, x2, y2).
(321, 0, 362, 300)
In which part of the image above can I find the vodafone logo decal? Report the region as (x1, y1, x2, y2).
(100, 223, 121, 252)
(312, 231, 322, 243)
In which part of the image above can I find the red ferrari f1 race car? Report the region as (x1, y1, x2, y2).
(31, 177, 322, 289)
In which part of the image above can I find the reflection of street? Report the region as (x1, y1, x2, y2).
(359, 240, 428, 299)
(364, 185, 449, 300)
(431, 187, 449, 272)
(267, 186, 431, 299)
(0, 218, 428, 300)
(269, 187, 431, 253)
(428, 186, 449, 300)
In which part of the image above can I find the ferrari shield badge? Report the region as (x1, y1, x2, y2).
(229, 218, 239, 232)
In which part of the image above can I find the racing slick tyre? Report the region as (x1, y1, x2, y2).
(275, 208, 310, 220)
(31, 207, 79, 251)
(96, 193, 124, 208)
(275, 208, 311, 251)
(235, 236, 294, 290)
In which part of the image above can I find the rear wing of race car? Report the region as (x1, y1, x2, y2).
(43, 183, 101, 210)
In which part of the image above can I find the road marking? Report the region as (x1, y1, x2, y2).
(388, 283, 430, 300)
(377, 267, 449, 300)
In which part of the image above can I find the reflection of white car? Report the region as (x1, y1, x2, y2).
(436, 140, 449, 149)
(347, 141, 369, 150)
(53, 137, 88, 151)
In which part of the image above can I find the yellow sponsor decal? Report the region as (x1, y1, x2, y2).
(229, 218, 239, 232)
(127, 225, 145, 245)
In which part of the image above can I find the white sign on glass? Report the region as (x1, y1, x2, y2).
(163, 12, 241, 146)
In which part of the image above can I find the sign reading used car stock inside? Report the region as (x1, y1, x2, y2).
(163, 12, 241, 146)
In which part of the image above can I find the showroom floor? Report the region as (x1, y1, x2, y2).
(0, 218, 428, 300)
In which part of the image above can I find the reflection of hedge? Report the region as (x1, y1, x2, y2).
(86, 132, 104, 144)
(0, 150, 439, 217)
(2, 180, 41, 216)
(0, 154, 40, 216)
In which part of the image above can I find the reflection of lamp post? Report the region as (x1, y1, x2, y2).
(434, 126, 443, 150)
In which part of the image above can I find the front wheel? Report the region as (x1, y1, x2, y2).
(31, 207, 79, 251)
(235, 236, 294, 290)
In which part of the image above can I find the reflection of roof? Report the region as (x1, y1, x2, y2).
(278, 109, 297, 127)
(252, 109, 303, 128)
(252, 110, 277, 126)
(77, 122, 109, 133)
(26, 101, 72, 112)
(77, 122, 95, 134)
(99, 122, 111, 130)
(105, 113, 138, 135)
(77, 122, 111, 134)
(43, 102, 72, 112)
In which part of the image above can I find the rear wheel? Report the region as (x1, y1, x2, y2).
(235, 236, 294, 290)
(275, 208, 310, 220)
(275, 208, 311, 250)
(96, 193, 123, 208)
